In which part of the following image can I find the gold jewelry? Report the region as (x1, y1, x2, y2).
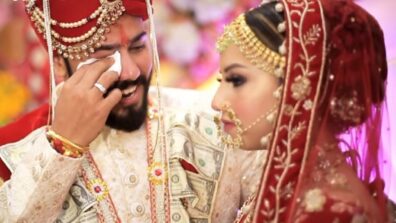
(216, 14, 286, 75)
(214, 104, 243, 149)
(26, 0, 126, 60)
(243, 105, 278, 150)
(275, 2, 285, 12)
(216, 73, 223, 82)
(273, 86, 283, 99)
(242, 104, 278, 132)
(47, 129, 89, 158)
(215, 103, 278, 149)
(260, 133, 272, 149)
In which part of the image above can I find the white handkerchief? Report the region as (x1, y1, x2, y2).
(77, 51, 121, 76)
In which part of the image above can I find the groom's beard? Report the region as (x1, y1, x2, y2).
(105, 74, 151, 132)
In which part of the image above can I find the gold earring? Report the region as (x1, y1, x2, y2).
(260, 133, 272, 150)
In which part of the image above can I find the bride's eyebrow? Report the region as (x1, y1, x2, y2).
(221, 63, 247, 73)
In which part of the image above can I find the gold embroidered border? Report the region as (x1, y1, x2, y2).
(252, 0, 327, 222)
(81, 153, 121, 223)
(146, 117, 171, 223)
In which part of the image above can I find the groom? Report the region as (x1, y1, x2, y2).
(0, 0, 258, 222)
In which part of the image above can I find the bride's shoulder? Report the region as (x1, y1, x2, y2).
(293, 184, 380, 222)
(292, 145, 383, 222)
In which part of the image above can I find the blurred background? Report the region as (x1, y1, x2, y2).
(0, 0, 394, 199)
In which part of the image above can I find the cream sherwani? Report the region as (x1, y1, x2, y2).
(0, 88, 263, 223)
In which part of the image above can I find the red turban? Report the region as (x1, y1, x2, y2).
(25, 0, 150, 58)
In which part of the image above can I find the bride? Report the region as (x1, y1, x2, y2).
(212, 0, 392, 222)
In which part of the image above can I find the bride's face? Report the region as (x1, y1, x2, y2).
(212, 44, 279, 150)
